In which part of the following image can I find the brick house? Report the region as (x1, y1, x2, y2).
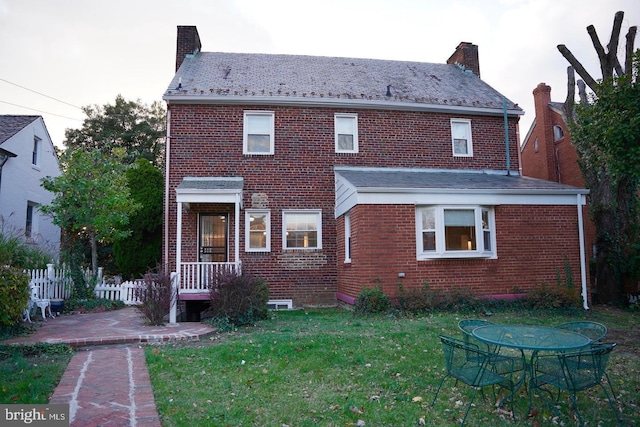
(520, 83, 596, 291)
(163, 26, 590, 322)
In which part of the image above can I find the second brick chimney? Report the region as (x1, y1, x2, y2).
(447, 42, 480, 78)
(176, 26, 202, 72)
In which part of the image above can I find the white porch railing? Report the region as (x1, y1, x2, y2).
(179, 262, 242, 293)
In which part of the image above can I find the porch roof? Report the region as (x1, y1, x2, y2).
(335, 166, 588, 217)
(176, 177, 243, 204)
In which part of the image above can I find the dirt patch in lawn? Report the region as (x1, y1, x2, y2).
(590, 304, 640, 357)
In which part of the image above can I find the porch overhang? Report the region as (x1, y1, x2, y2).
(176, 177, 244, 208)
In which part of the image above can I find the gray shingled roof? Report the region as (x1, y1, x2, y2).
(164, 52, 523, 115)
(335, 167, 587, 193)
(0, 115, 39, 144)
(176, 177, 243, 191)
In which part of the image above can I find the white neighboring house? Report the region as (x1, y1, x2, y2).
(0, 115, 61, 259)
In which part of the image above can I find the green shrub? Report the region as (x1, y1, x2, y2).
(0, 266, 29, 326)
(354, 285, 390, 315)
(135, 267, 173, 325)
(64, 297, 125, 313)
(524, 282, 582, 310)
(207, 270, 269, 326)
(0, 224, 51, 269)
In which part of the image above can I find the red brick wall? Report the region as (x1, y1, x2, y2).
(166, 103, 521, 306)
(337, 204, 584, 300)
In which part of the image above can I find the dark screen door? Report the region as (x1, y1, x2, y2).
(199, 214, 228, 262)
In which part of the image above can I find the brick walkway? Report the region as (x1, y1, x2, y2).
(2, 307, 216, 426)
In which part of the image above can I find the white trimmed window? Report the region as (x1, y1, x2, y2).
(283, 210, 322, 250)
(243, 111, 274, 154)
(416, 206, 495, 259)
(26, 202, 38, 238)
(451, 119, 473, 157)
(32, 136, 41, 166)
(246, 210, 270, 252)
(335, 113, 358, 153)
(553, 125, 564, 141)
(344, 212, 352, 262)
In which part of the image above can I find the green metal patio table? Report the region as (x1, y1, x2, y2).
(472, 324, 591, 417)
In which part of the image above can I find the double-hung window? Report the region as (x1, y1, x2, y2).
(283, 210, 322, 250)
(416, 206, 495, 259)
(245, 210, 270, 252)
(335, 113, 358, 153)
(451, 119, 472, 157)
(243, 111, 274, 154)
(32, 137, 41, 166)
(344, 212, 352, 262)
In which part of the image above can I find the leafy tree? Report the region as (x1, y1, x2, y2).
(40, 149, 141, 273)
(113, 159, 163, 278)
(558, 11, 639, 303)
(64, 95, 166, 167)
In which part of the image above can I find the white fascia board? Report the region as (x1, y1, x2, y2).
(163, 95, 524, 118)
(176, 188, 241, 204)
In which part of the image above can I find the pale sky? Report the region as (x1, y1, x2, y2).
(1, 0, 638, 149)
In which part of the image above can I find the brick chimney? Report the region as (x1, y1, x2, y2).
(176, 26, 202, 72)
(447, 42, 480, 78)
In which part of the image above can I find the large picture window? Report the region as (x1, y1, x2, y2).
(417, 206, 495, 258)
(283, 210, 322, 249)
(245, 210, 270, 252)
(243, 111, 274, 154)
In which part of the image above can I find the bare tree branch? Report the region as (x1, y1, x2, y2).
(577, 80, 588, 104)
(626, 26, 638, 75)
(606, 11, 625, 80)
(558, 44, 599, 91)
(564, 66, 576, 123)
(587, 24, 608, 78)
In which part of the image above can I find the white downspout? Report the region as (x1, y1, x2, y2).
(235, 193, 241, 269)
(164, 108, 171, 269)
(170, 201, 183, 324)
(577, 193, 589, 310)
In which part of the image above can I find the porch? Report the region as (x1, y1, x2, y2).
(176, 261, 242, 300)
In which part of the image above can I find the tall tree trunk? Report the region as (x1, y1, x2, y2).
(90, 231, 98, 274)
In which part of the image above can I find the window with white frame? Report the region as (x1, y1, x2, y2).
(344, 212, 352, 262)
(246, 210, 270, 252)
(335, 113, 358, 153)
(450, 119, 473, 157)
(243, 111, 274, 154)
(283, 210, 322, 249)
(32, 137, 41, 166)
(26, 202, 38, 238)
(416, 206, 495, 258)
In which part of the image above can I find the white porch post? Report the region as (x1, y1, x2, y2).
(577, 194, 589, 310)
(235, 193, 241, 267)
(170, 201, 183, 324)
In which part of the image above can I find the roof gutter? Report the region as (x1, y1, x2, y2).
(163, 95, 524, 117)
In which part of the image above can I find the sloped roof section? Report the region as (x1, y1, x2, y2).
(0, 115, 40, 144)
(164, 52, 522, 115)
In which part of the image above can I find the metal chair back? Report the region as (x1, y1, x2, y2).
(554, 321, 607, 342)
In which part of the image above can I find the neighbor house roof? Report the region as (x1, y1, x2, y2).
(0, 115, 40, 144)
(164, 53, 523, 117)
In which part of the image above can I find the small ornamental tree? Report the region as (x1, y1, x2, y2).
(0, 266, 29, 326)
(40, 148, 141, 273)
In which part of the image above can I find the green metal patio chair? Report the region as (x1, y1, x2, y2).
(432, 335, 517, 426)
(530, 342, 622, 426)
(458, 318, 524, 374)
(458, 318, 495, 349)
(553, 321, 608, 342)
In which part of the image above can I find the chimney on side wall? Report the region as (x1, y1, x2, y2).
(176, 26, 202, 72)
(447, 42, 480, 78)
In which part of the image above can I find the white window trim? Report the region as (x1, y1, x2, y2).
(282, 209, 322, 250)
(245, 210, 271, 252)
(32, 136, 41, 167)
(335, 113, 358, 153)
(450, 118, 473, 157)
(243, 111, 274, 155)
(416, 205, 496, 259)
(344, 212, 351, 263)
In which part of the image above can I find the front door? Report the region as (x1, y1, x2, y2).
(199, 214, 228, 263)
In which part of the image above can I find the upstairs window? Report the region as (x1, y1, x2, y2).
(553, 125, 564, 141)
(416, 206, 495, 259)
(283, 210, 322, 250)
(335, 114, 358, 153)
(245, 210, 270, 252)
(451, 119, 473, 157)
(243, 111, 274, 154)
(32, 137, 41, 166)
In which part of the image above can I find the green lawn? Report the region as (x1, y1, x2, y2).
(145, 308, 640, 426)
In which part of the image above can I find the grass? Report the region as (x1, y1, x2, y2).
(0, 343, 74, 404)
(145, 308, 640, 426)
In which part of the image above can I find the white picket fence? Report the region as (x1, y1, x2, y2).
(26, 264, 144, 305)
